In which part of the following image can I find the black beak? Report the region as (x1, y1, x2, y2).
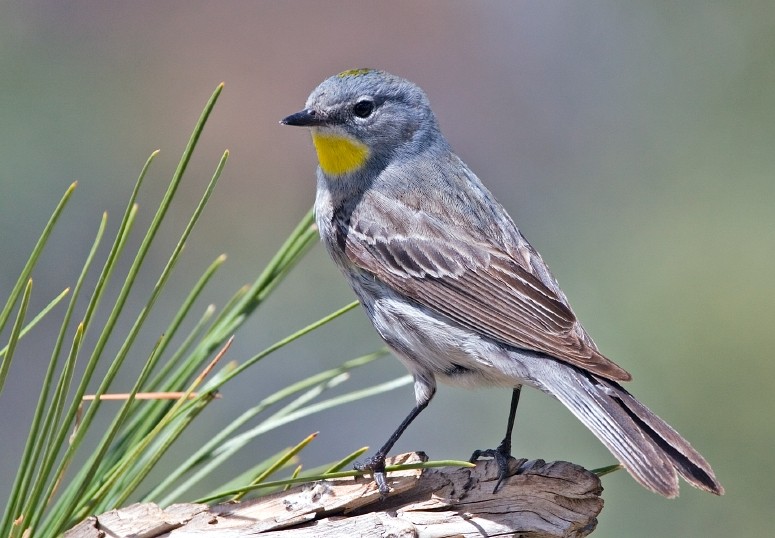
(280, 108, 322, 127)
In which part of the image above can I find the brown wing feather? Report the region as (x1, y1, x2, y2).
(341, 215, 631, 382)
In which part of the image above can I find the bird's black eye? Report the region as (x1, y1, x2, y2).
(353, 99, 374, 118)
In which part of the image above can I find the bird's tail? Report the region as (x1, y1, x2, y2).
(539, 364, 724, 497)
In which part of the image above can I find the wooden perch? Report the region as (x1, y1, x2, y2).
(65, 452, 604, 538)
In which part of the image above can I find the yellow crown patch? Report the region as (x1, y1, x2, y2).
(337, 68, 375, 78)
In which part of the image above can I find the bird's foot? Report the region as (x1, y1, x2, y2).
(470, 441, 513, 493)
(354, 454, 390, 496)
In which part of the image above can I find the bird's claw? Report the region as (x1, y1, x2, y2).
(470, 444, 513, 493)
(355, 455, 390, 496)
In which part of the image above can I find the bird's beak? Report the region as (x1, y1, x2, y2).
(280, 108, 323, 127)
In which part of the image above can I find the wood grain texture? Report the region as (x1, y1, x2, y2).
(65, 452, 603, 538)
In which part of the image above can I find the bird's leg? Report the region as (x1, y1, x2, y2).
(470, 385, 522, 492)
(356, 375, 435, 496)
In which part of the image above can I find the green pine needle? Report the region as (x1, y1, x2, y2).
(0, 84, 411, 538)
(196, 458, 476, 504)
(591, 463, 624, 477)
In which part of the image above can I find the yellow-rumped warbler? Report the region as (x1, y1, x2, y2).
(281, 68, 723, 497)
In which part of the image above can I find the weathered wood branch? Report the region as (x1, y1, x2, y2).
(65, 452, 603, 538)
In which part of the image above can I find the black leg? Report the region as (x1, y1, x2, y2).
(356, 397, 431, 495)
(470, 385, 522, 492)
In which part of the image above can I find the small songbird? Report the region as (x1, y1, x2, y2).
(281, 68, 723, 498)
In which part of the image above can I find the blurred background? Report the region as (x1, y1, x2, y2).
(1, 1, 772, 535)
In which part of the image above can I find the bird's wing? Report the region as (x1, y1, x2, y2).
(337, 199, 631, 382)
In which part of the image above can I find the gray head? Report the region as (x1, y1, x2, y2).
(281, 69, 442, 175)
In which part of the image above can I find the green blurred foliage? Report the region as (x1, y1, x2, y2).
(1, 2, 773, 536)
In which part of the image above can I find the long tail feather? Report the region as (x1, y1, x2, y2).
(538, 364, 724, 497)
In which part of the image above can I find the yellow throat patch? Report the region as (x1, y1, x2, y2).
(311, 133, 370, 176)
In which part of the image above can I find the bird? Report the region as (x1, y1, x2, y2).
(280, 68, 724, 498)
